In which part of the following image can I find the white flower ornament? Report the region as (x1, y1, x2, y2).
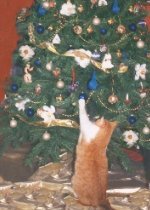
(135, 64, 147, 80)
(60, 0, 76, 16)
(122, 130, 139, 147)
(98, 0, 108, 6)
(19, 45, 35, 61)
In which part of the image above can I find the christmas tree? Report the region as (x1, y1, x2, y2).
(0, 0, 149, 168)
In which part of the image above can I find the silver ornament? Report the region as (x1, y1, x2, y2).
(10, 118, 17, 128)
(43, 131, 51, 141)
(46, 61, 52, 71)
(137, 40, 145, 48)
(147, 116, 150, 123)
(92, 16, 101, 25)
(142, 126, 150, 135)
(56, 79, 65, 89)
(42, 2, 50, 9)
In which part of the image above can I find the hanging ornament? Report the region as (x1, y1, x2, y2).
(87, 71, 99, 91)
(128, 115, 137, 125)
(73, 25, 83, 35)
(79, 92, 88, 100)
(118, 63, 128, 73)
(124, 93, 131, 105)
(15, 98, 30, 111)
(11, 83, 19, 92)
(116, 49, 122, 58)
(87, 25, 94, 33)
(42, 2, 50, 9)
(147, 116, 150, 123)
(146, 52, 150, 59)
(24, 64, 33, 84)
(52, 34, 61, 44)
(137, 39, 145, 48)
(90, 0, 98, 8)
(107, 18, 115, 25)
(128, 23, 137, 32)
(43, 131, 51, 141)
(25, 107, 35, 117)
(68, 68, 79, 92)
(36, 24, 45, 34)
(100, 28, 107, 35)
(34, 59, 42, 67)
(37, 5, 47, 16)
(117, 25, 126, 34)
(49, 0, 56, 8)
(56, 94, 63, 102)
(142, 126, 150, 135)
(93, 16, 101, 25)
(10, 118, 17, 128)
(46, 61, 52, 71)
(35, 84, 42, 95)
(52, 68, 61, 78)
(112, 0, 120, 14)
(108, 94, 118, 104)
(77, 4, 84, 13)
(56, 79, 65, 89)
(98, 0, 108, 6)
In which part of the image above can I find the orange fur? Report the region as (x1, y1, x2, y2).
(72, 119, 117, 209)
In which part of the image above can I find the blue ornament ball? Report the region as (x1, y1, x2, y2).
(36, 24, 45, 34)
(128, 23, 137, 32)
(34, 59, 42, 67)
(100, 28, 107, 35)
(37, 5, 47, 16)
(128, 115, 137, 124)
(25, 107, 35, 117)
(11, 84, 19, 92)
(79, 93, 87, 100)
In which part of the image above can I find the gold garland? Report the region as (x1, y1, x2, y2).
(97, 93, 149, 114)
(16, 115, 79, 129)
(27, 23, 109, 73)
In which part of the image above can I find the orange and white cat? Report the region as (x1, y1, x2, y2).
(72, 98, 117, 209)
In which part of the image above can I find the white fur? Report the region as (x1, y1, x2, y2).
(79, 99, 99, 143)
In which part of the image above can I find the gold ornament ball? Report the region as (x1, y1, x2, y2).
(56, 94, 63, 102)
(87, 25, 94, 33)
(137, 40, 145, 48)
(142, 126, 150, 135)
(92, 16, 101, 25)
(108, 94, 118, 104)
(42, 2, 50, 9)
(118, 63, 128, 73)
(10, 118, 17, 128)
(128, 6, 134, 13)
(77, 5, 84, 13)
(56, 79, 65, 89)
(108, 19, 115, 25)
(116, 49, 122, 58)
(117, 25, 126, 34)
(133, 35, 139, 41)
(73, 25, 83, 35)
(43, 131, 51, 141)
(35, 84, 42, 95)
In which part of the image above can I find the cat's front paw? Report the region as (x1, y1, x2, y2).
(79, 98, 86, 109)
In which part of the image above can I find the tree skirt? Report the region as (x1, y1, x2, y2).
(0, 153, 149, 210)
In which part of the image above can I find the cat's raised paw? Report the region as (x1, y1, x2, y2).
(79, 99, 86, 109)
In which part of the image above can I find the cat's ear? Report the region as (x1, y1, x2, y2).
(96, 116, 106, 127)
(111, 121, 118, 129)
